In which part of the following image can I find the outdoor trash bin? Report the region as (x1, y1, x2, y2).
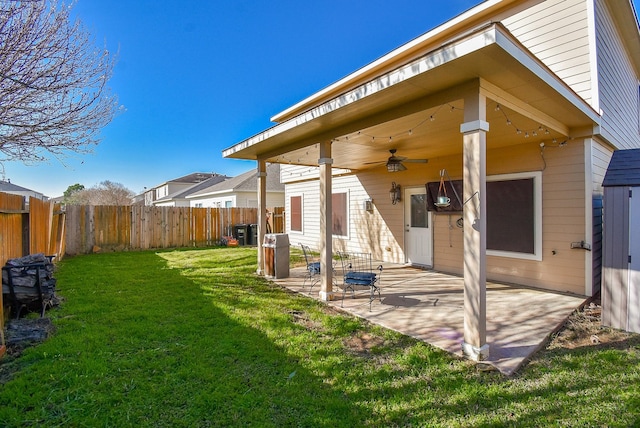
(233, 224, 247, 246)
(263, 233, 290, 279)
(247, 224, 258, 246)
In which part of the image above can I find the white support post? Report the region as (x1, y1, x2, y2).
(318, 141, 334, 301)
(257, 159, 267, 275)
(460, 89, 490, 361)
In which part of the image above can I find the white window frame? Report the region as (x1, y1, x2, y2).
(486, 171, 543, 261)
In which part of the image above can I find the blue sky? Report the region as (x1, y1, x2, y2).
(3, 0, 638, 197)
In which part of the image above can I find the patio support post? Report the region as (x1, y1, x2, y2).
(460, 89, 490, 361)
(256, 159, 267, 275)
(318, 141, 334, 300)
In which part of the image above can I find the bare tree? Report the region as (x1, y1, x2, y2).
(0, 0, 120, 164)
(73, 180, 133, 205)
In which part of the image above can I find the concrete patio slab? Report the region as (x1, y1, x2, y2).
(274, 263, 587, 375)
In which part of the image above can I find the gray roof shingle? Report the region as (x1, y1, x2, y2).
(189, 163, 283, 197)
(603, 148, 640, 187)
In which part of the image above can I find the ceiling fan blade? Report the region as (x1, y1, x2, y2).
(404, 159, 428, 163)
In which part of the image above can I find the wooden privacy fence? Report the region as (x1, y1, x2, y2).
(0, 193, 65, 267)
(64, 205, 285, 255)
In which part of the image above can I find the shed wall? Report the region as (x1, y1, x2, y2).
(602, 185, 630, 330)
(628, 186, 640, 333)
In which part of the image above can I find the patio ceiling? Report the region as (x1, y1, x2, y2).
(223, 23, 600, 171)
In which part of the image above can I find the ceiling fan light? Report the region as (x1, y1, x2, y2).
(386, 161, 406, 172)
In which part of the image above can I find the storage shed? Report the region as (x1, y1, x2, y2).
(602, 148, 640, 333)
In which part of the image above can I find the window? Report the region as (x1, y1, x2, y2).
(332, 192, 348, 237)
(410, 194, 428, 228)
(290, 195, 302, 232)
(225, 201, 233, 208)
(486, 172, 542, 261)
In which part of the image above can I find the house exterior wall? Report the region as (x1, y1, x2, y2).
(189, 192, 284, 208)
(589, 138, 614, 294)
(431, 141, 588, 295)
(154, 199, 189, 208)
(502, 0, 594, 106)
(284, 138, 589, 295)
(595, 0, 640, 150)
(278, 0, 640, 297)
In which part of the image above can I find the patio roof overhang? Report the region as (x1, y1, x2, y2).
(223, 23, 600, 169)
(231, 21, 603, 363)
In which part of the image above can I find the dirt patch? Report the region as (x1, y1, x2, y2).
(344, 332, 386, 354)
(289, 310, 324, 331)
(548, 295, 637, 350)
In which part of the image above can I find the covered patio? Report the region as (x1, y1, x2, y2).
(276, 263, 587, 375)
(224, 15, 600, 364)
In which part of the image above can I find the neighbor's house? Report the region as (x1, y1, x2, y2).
(223, 0, 640, 360)
(139, 172, 228, 207)
(187, 163, 284, 208)
(0, 179, 47, 202)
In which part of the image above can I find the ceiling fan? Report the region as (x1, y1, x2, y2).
(371, 149, 428, 172)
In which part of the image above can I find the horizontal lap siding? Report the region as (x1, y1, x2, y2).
(284, 171, 405, 262)
(286, 179, 320, 249)
(591, 140, 613, 293)
(346, 173, 403, 261)
(503, 0, 593, 104)
(284, 139, 588, 294)
(431, 142, 587, 295)
(596, 0, 640, 150)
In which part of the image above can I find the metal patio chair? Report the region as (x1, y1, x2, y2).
(337, 251, 383, 311)
(300, 243, 321, 291)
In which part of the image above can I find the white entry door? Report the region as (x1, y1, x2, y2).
(404, 187, 433, 267)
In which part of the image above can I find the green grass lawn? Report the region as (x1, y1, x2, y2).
(1, 247, 639, 427)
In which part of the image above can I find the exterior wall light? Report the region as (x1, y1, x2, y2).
(390, 182, 401, 205)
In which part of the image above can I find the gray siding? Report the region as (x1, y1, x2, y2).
(596, 0, 640, 149)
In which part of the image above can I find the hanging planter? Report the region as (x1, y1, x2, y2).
(435, 170, 451, 207)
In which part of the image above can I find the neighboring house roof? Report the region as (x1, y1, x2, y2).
(0, 180, 45, 199)
(154, 174, 229, 203)
(188, 163, 283, 198)
(0, 180, 33, 193)
(152, 172, 223, 189)
(603, 148, 640, 187)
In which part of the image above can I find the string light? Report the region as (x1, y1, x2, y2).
(494, 102, 558, 142)
(320, 101, 565, 150)
(332, 103, 460, 144)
